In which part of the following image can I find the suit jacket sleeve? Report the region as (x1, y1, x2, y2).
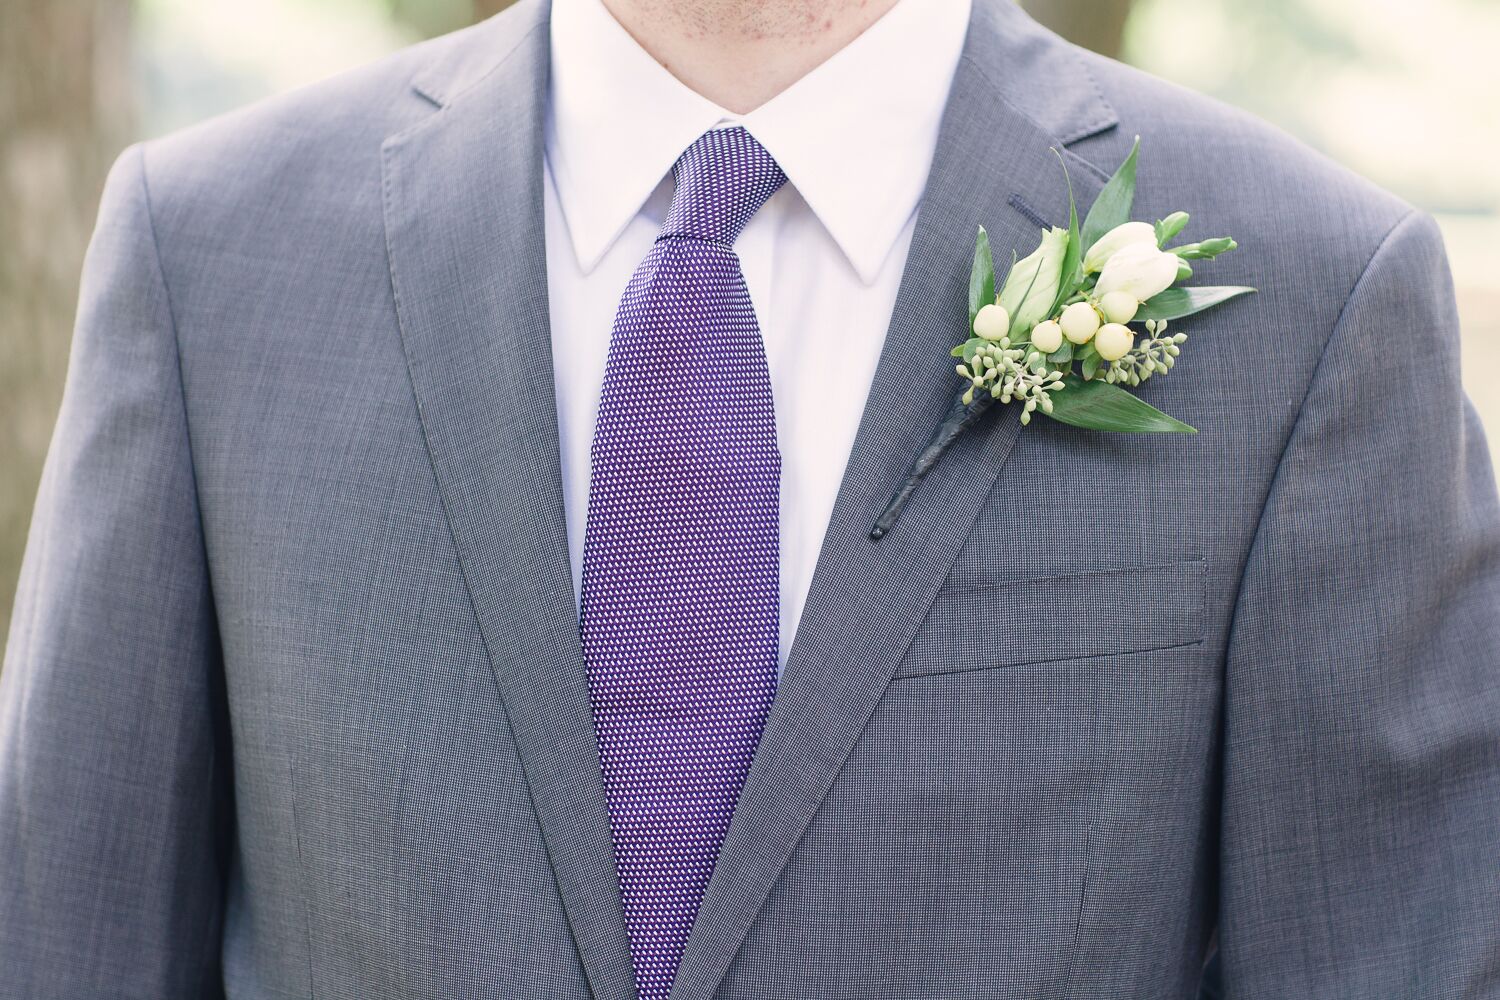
(1216, 209, 1500, 995)
(0, 144, 229, 998)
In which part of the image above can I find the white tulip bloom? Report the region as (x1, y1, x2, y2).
(998, 226, 1069, 337)
(1082, 221, 1157, 274)
(973, 302, 1011, 341)
(1030, 319, 1063, 353)
(1095, 322, 1135, 361)
(1094, 242, 1179, 303)
(1059, 301, 1100, 344)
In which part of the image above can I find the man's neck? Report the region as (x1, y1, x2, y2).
(599, 0, 902, 114)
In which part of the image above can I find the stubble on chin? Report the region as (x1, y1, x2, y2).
(618, 0, 877, 42)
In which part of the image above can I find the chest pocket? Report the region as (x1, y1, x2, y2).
(894, 557, 1206, 679)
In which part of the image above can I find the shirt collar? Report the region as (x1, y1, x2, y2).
(545, 0, 972, 284)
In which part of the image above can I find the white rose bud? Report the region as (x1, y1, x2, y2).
(1030, 319, 1063, 354)
(1095, 322, 1135, 361)
(973, 302, 1011, 341)
(1082, 220, 1157, 274)
(1094, 242, 1179, 303)
(1059, 301, 1100, 345)
(1098, 290, 1139, 325)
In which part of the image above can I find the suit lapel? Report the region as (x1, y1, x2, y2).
(668, 5, 1116, 999)
(381, 4, 638, 999)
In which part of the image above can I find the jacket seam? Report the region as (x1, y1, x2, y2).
(1222, 205, 1420, 667)
(1213, 204, 1421, 967)
(132, 141, 251, 998)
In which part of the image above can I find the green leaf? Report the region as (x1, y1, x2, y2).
(967, 226, 995, 329)
(1050, 149, 1084, 314)
(1081, 136, 1140, 253)
(1046, 375, 1197, 433)
(1075, 339, 1101, 379)
(1047, 340, 1074, 365)
(1137, 285, 1256, 322)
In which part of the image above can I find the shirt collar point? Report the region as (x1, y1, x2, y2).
(567, 217, 624, 276)
(839, 219, 912, 287)
(784, 167, 918, 287)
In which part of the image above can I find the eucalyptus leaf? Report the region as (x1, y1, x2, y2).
(1137, 285, 1256, 322)
(968, 227, 995, 329)
(1081, 136, 1140, 253)
(1046, 375, 1197, 433)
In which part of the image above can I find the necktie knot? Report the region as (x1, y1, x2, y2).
(658, 127, 786, 246)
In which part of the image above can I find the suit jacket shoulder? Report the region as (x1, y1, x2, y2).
(135, 0, 547, 259)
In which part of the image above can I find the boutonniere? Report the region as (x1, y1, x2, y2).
(871, 139, 1256, 539)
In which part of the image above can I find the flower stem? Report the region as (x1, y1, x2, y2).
(869, 390, 996, 539)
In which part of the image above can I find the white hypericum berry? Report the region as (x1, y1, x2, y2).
(1030, 319, 1064, 353)
(973, 302, 1011, 341)
(1095, 322, 1135, 361)
(1059, 301, 1101, 344)
(1098, 290, 1140, 325)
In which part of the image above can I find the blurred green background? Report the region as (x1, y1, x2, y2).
(2, 0, 1497, 645)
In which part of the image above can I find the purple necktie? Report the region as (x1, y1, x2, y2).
(580, 127, 785, 1000)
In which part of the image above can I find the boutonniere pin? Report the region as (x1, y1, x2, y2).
(870, 138, 1256, 539)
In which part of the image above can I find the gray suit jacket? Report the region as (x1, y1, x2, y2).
(3, 1, 1498, 996)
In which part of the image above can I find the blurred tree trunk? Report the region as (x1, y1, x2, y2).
(1020, 0, 1136, 58)
(473, 0, 513, 21)
(0, 0, 134, 648)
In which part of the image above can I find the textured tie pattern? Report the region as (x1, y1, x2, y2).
(580, 128, 785, 1000)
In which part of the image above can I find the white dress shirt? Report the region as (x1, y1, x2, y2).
(544, 0, 972, 671)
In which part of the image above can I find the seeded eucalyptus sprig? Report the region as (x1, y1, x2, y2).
(870, 138, 1258, 539)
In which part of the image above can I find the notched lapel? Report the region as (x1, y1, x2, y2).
(381, 3, 638, 999)
(669, 4, 1114, 998)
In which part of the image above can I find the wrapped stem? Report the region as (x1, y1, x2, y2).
(869, 392, 996, 540)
